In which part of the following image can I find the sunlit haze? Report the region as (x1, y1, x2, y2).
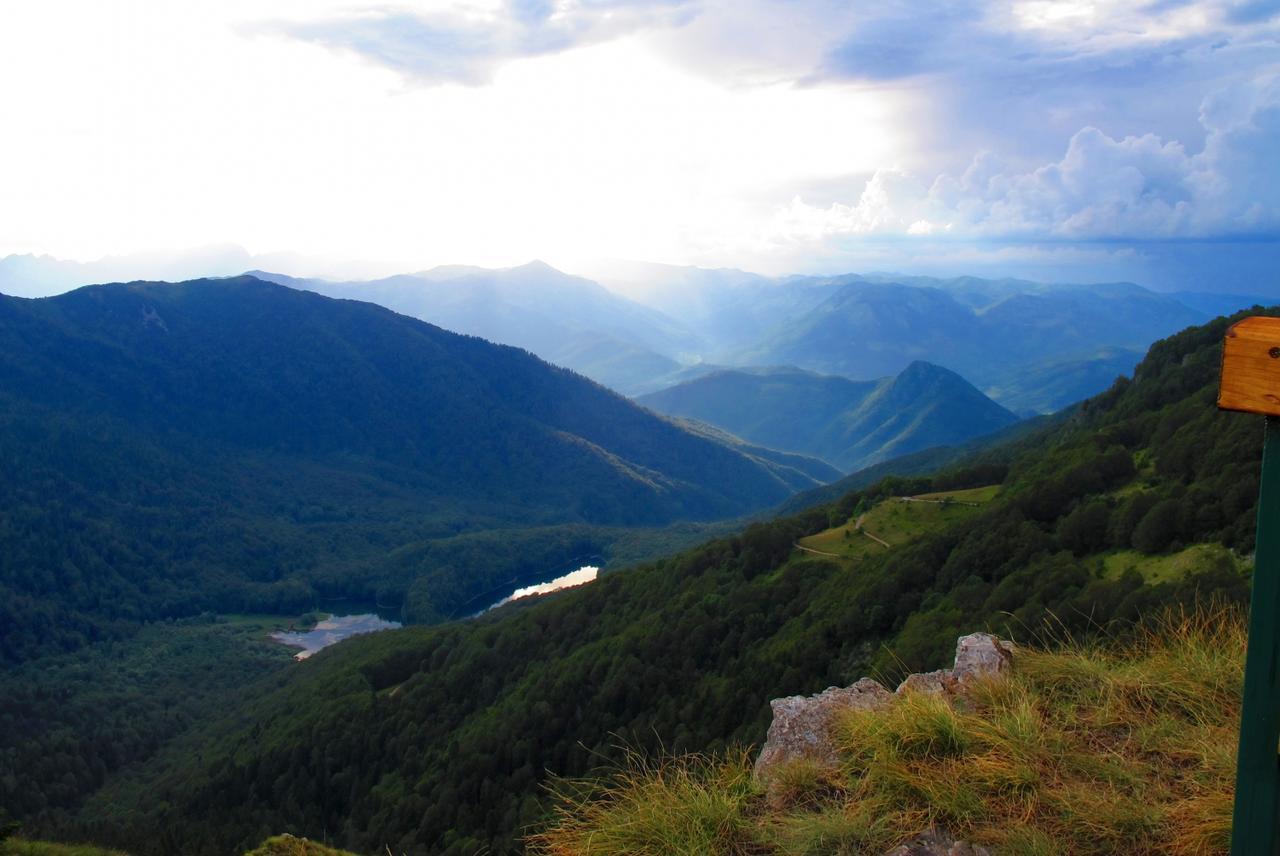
(1, 0, 1277, 287)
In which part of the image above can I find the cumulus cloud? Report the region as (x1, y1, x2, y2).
(251, 0, 1279, 177)
(658, 0, 1278, 165)
(257, 0, 695, 85)
(771, 76, 1280, 243)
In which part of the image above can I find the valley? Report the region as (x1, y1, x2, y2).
(0, 307, 1256, 855)
(0, 269, 1271, 856)
(5, 5, 1276, 852)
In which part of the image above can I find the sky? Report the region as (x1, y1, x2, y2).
(0, 0, 1277, 290)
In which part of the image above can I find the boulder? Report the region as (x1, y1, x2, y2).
(895, 669, 955, 696)
(895, 633, 1014, 696)
(952, 632, 1013, 684)
(756, 632, 1015, 783)
(753, 677, 891, 780)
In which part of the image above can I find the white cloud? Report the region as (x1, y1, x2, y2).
(0, 0, 1275, 280)
(770, 75, 1280, 244)
(255, 0, 696, 86)
(0, 3, 901, 269)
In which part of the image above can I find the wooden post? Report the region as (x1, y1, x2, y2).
(1219, 317, 1280, 855)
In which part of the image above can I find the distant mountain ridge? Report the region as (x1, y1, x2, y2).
(7, 253, 1271, 413)
(251, 262, 699, 395)
(731, 277, 1204, 396)
(638, 362, 1019, 472)
(573, 263, 1251, 412)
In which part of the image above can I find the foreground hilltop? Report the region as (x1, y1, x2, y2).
(536, 610, 1240, 855)
(54, 308, 1263, 855)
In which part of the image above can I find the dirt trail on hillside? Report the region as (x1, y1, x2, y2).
(794, 511, 891, 558)
(794, 543, 842, 558)
(856, 512, 891, 548)
(898, 496, 980, 507)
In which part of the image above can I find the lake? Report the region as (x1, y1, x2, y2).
(271, 564, 601, 658)
(272, 612, 402, 660)
(447, 555, 605, 619)
(481, 565, 599, 613)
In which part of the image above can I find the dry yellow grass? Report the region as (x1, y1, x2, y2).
(531, 608, 1244, 856)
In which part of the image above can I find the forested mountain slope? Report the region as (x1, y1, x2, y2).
(67, 309, 1265, 855)
(0, 276, 825, 664)
(638, 362, 1018, 471)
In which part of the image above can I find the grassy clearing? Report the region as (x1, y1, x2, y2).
(796, 520, 884, 560)
(531, 608, 1244, 856)
(910, 485, 1001, 503)
(797, 489, 996, 561)
(1102, 543, 1248, 585)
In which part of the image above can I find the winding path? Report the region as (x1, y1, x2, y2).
(794, 542, 842, 558)
(897, 496, 980, 507)
(795, 511, 889, 557)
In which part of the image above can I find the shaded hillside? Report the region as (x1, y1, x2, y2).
(671, 419, 844, 486)
(774, 412, 1064, 515)
(0, 276, 822, 663)
(639, 362, 1018, 472)
(735, 279, 1202, 396)
(578, 261, 834, 356)
(255, 262, 698, 394)
(68, 309, 1264, 855)
(983, 346, 1143, 415)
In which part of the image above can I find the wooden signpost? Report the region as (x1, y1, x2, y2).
(1220, 316, 1280, 855)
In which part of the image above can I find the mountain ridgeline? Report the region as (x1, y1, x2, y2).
(638, 362, 1018, 472)
(56, 308, 1264, 855)
(730, 277, 1205, 407)
(242, 261, 1242, 411)
(251, 263, 698, 396)
(0, 276, 832, 664)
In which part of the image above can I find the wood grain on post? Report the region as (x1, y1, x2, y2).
(1220, 316, 1280, 417)
(1220, 316, 1280, 855)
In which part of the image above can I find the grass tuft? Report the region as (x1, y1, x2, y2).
(528, 749, 761, 856)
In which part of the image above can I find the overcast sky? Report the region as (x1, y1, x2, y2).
(1, 1, 1277, 288)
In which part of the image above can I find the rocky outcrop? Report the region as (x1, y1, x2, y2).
(754, 633, 1014, 782)
(752, 633, 1013, 855)
(952, 632, 1014, 683)
(752, 677, 892, 778)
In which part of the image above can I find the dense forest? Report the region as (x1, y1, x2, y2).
(0, 277, 833, 666)
(28, 308, 1262, 855)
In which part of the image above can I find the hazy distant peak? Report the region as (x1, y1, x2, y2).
(410, 264, 488, 281)
(896, 359, 959, 380)
(510, 259, 560, 274)
(242, 269, 310, 286)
